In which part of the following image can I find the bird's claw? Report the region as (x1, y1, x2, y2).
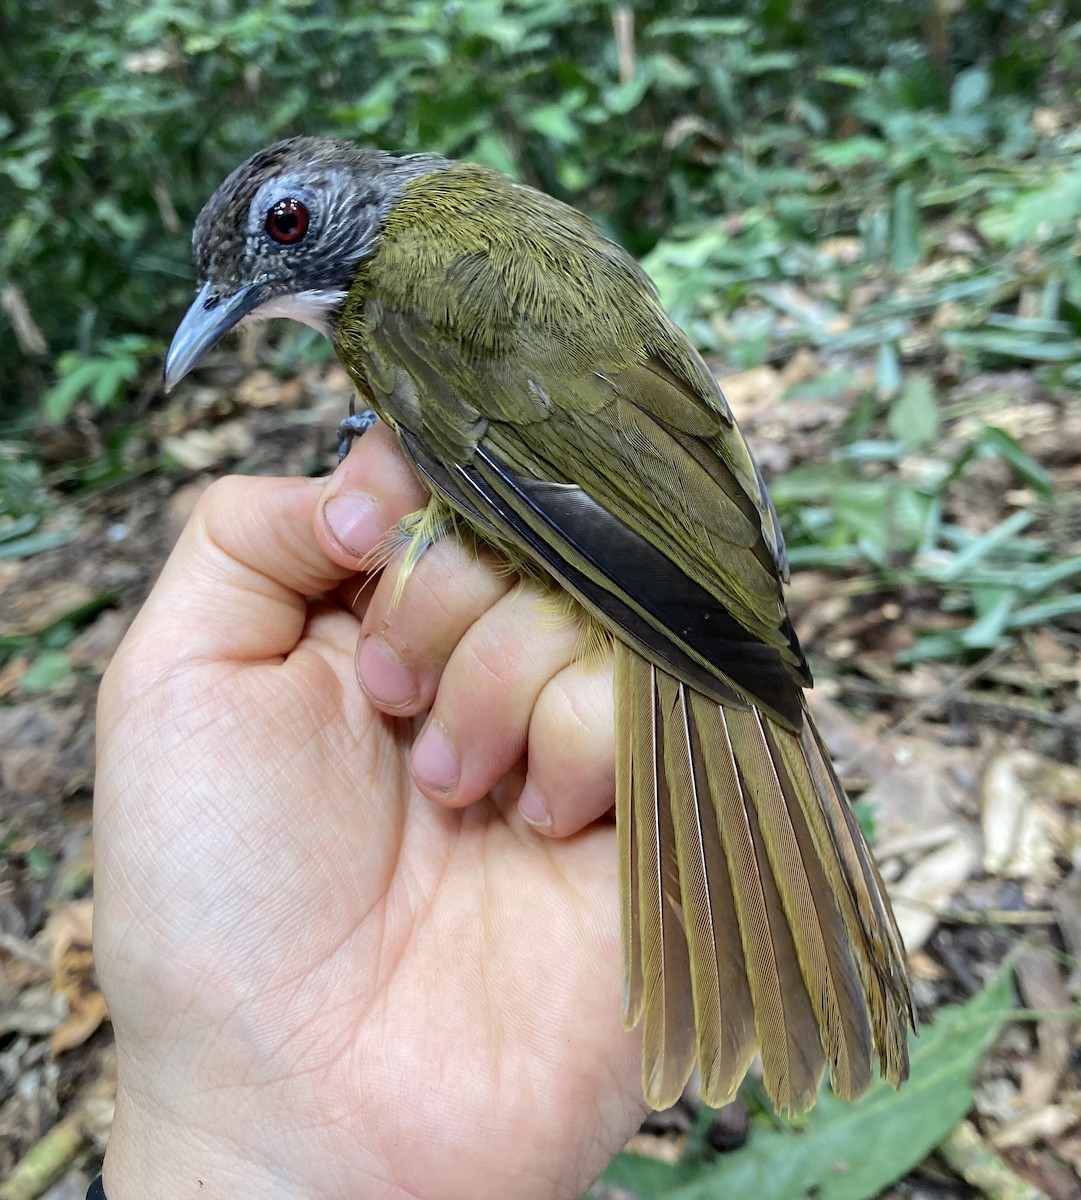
(337, 409, 379, 461)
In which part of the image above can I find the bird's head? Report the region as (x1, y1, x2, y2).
(164, 136, 443, 390)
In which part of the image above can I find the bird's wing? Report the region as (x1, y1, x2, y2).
(351, 296, 810, 727)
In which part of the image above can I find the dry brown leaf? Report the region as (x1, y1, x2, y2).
(164, 478, 212, 545)
(1052, 866, 1081, 995)
(818, 236, 862, 264)
(804, 690, 880, 763)
(983, 750, 1066, 882)
(621, 1132, 684, 1164)
(0, 932, 51, 993)
(994, 1100, 1081, 1151)
(1014, 949, 1074, 1111)
(860, 739, 976, 854)
(779, 347, 820, 387)
(233, 368, 304, 410)
(889, 833, 981, 953)
(65, 610, 130, 672)
(162, 418, 255, 469)
(717, 365, 783, 420)
(0, 703, 84, 797)
(45, 901, 107, 1055)
(0, 579, 96, 637)
(907, 948, 949, 981)
(0, 984, 65, 1038)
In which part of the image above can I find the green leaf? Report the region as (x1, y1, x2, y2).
(927, 510, 1035, 582)
(601, 968, 1014, 1200)
(0, 528, 79, 560)
(961, 588, 1016, 648)
(526, 104, 581, 144)
(18, 650, 73, 692)
(890, 181, 921, 272)
(25, 844, 53, 879)
(815, 67, 871, 89)
(875, 342, 901, 400)
(888, 375, 939, 449)
(950, 68, 991, 116)
(978, 427, 1054, 499)
(812, 137, 887, 167)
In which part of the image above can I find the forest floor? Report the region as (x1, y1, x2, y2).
(1, 324, 1080, 1199)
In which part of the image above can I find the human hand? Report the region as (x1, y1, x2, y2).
(93, 422, 647, 1200)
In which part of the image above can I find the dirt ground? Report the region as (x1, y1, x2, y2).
(1, 347, 1079, 1199)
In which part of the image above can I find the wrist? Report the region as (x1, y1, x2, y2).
(103, 1078, 309, 1200)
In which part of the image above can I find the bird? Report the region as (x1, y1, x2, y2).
(165, 135, 914, 1113)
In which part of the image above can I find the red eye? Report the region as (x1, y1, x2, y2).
(265, 198, 309, 244)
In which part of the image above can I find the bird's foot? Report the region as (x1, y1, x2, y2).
(336, 409, 379, 461)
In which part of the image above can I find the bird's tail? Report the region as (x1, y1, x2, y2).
(614, 643, 914, 1113)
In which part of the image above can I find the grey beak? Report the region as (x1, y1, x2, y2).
(163, 279, 270, 392)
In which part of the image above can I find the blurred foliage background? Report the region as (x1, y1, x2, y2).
(0, 0, 1075, 413)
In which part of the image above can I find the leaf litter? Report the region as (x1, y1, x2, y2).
(4, 107, 1081, 1200)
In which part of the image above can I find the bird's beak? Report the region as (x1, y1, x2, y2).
(163, 279, 270, 391)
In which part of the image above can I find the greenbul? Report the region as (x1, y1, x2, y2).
(166, 136, 913, 1112)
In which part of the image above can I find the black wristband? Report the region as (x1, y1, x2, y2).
(86, 1176, 106, 1200)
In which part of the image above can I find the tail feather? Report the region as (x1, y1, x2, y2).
(726, 707, 874, 1101)
(615, 647, 643, 1027)
(626, 654, 696, 1108)
(661, 675, 757, 1104)
(789, 719, 913, 1082)
(615, 643, 912, 1112)
(710, 705, 826, 1111)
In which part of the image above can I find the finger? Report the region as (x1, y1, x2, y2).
(517, 656, 616, 837)
(356, 536, 514, 714)
(125, 474, 352, 667)
(315, 421, 429, 570)
(409, 585, 581, 807)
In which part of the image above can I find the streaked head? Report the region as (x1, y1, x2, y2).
(164, 136, 442, 390)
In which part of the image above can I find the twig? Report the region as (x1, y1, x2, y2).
(938, 1119, 1049, 1200)
(843, 645, 1011, 769)
(612, 7, 635, 84)
(939, 909, 1059, 927)
(0, 1110, 87, 1200)
(0, 1065, 114, 1200)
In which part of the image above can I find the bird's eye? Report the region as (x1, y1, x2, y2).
(265, 198, 310, 245)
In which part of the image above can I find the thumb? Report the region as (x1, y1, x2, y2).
(123, 473, 349, 670)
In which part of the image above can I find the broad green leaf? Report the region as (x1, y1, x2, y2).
(601, 968, 1014, 1200)
(470, 132, 519, 178)
(943, 330, 1081, 363)
(527, 104, 581, 144)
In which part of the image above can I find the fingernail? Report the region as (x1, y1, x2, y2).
(322, 492, 382, 559)
(412, 719, 459, 796)
(357, 636, 417, 709)
(518, 781, 552, 830)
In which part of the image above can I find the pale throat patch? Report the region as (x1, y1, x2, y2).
(248, 288, 346, 336)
